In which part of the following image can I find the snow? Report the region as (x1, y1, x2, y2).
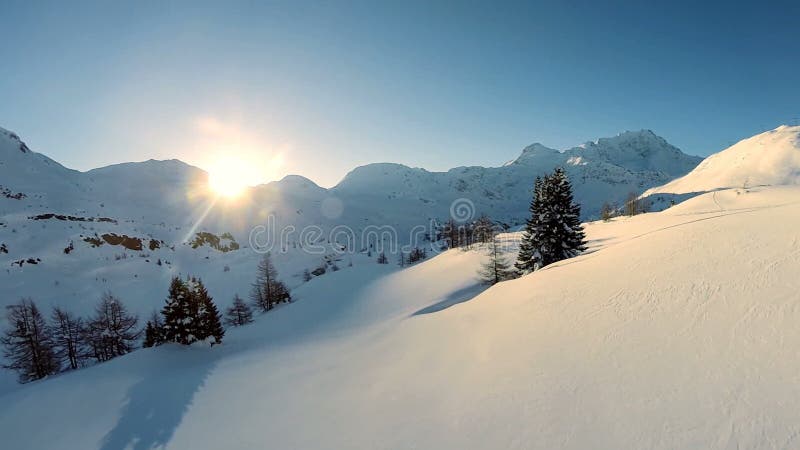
(2, 185, 800, 449)
(645, 125, 800, 197)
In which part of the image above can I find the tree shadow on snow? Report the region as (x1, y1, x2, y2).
(98, 348, 221, 450)
(411, 283, 488, 316)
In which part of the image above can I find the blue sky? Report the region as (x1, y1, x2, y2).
(1, 0, 798, 187)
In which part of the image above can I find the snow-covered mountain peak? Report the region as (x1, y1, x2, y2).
(334, 162, 430, 194)
(0, 126, 29, 153)
(570, 129, 700, 175)
(521, 142, 558, 154)
(263, 174, 327, 195)
(277, 174, 322, 187)
(645, 125, 800, 196)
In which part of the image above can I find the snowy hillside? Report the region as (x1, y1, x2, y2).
(644, 125, 800, 197)
(2, 185, 800, 449)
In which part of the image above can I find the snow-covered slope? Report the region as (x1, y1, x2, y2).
(2, 185, 800, 449)
(645, 125, 800, 196)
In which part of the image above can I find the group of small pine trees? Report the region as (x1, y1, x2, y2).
(144, 252, 293, 347)
(442, 214, 496, 249)
(143, 276, 225, 348)
(600, 192, 650, 221)
(396, 247, 428, 267)
(1, 293, 140, 383)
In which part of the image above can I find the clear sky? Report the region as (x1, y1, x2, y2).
(1, 0, 798, 187)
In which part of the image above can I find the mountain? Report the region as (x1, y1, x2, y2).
(331, 130, 702, 226)
(644, 125, 800, 198)
(3, 185, 800, 449)
(0, 125, 700, 390)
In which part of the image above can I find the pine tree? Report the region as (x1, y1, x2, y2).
(224, 294, 253, 327)
(478, 237, 514, 285)
(48, 306, 87, 370)
(86, 292, 140, 362)
(250, 253, 291, 313)
(143, 322, 158, 348)
(545, 168, 586, 263)
(161, 276, 194, 345)
(515, 169, 586, 274)
(142, 311, 165, 348)
(515, 176, 544, 274)
(1, 298, 58, 383)
(194, 278, 224, 345)
(408, 247, 427, 263)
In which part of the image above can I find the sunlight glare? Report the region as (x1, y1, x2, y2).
(208, 157, 252, 198)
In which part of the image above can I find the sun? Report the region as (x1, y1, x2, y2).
(208, 158, 251, 198)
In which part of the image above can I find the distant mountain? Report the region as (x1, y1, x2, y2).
(329, 130, 701, 229)
(644, 125, 800, 198)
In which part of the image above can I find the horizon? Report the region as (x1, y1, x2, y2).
(5, 124, 723, 188)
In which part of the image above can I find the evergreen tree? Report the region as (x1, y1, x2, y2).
(142, 321, 158, 348)
(194, 278, 224, 345)
(478, 237, 514, 285)
(1, 298, 58, 383)
(224, 294, 253, 327)
(250, 253, 291, 313)
(86, 292, 140, 362)
(142, 311, 165, 348)
(408, 247, 427, 263)
(161, 276, 194, 345)
(515, 176, 544, 274)
(545, 168, 586, 263)
(376, 252, 389, 264)
(48, 306, 88, 370)
(515, 169, 586, 274)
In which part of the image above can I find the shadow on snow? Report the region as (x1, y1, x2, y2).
(411, 283, 488, 316)
(98, 347, 221, 450)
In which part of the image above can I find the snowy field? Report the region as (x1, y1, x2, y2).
(2, 185, 799, 449)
